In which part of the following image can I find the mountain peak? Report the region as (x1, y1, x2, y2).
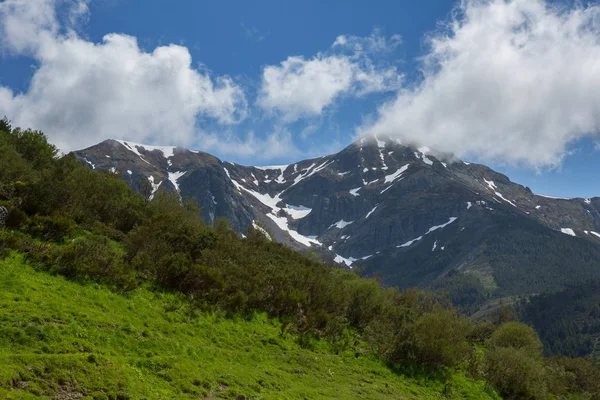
(74, 138, 600, 297)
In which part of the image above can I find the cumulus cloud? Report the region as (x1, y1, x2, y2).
(258, 31, 402, 122)
(0, 0, 59, 55)
(0, 0, 247, 152)
(198, 128, 301, 162)
(363, 0, 600, 168)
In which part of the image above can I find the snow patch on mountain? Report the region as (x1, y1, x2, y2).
(398, 217, 458, 248)
(380, 186, 393, 195)
(334, 254, 357, 268)
(254, 165, 289, 184)
(538, 194, 572, 200)
(284, 205, 312, 220)
(329, 220, 354, 230)
(384, 164, 410, 184)
(267, 213, 322, 247)
(399, 237, 422, 248)
(366, 205, 378, 219)
(290, 160, 333, 188)
(349, 187, 361, 196)
(334, 252, 373, 268)
(484, 179, 497, 190)
(422, 156, 433, 166)
(168, 171, 186, 193)
(116, 140, 178, 160)
(484, 179, 517, 207)
(561, 228, 576, 237)
(427, 217, 458, 234)
(374, 136, 389, 170)
(147, 176, 162, 200)
(225, 171, 321, 247)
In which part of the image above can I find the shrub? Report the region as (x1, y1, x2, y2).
(484, 322, 548, 399)
(488, 322, 542, 357)
(485, 347, 548, 399)
(48, 235, 135, 288)
(410, 310, 474, 368)
(26, 215, 75, 242)
(90, 221, 126, 241)
(0, 138, 36, 201)
(0, 230, 38, 257)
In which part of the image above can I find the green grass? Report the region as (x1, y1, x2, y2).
(0, 253, 499, 399)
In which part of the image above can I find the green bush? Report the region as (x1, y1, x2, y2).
(90, 221, 126, 241)
(484, 347, 548, 399)
(26, 214, 75, 242)
(0, 230, 39, 257)
(0, 229, 33, 257)
(488, 322, 542, 357)
(484, 322, 548, 399)
(48, 235, 134, 288)
(409, 309, 474, 368)
(0, 137, 35, 201)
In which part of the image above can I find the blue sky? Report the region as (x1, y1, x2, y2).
(1, 0, 600, 198)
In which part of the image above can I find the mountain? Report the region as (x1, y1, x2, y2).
(74, 136, 600, 309)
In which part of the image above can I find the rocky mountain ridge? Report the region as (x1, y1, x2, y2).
(74, 136, 600, 305)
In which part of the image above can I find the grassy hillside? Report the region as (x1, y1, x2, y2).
(0, 253, 497, 399)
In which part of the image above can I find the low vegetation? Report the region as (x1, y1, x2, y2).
(0, 253, 499, 399)
(1, 117, 600, 399)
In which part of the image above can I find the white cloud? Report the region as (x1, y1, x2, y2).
(333, 29, 402, 55)
(258, 56, 354, 122)
(66, 0, 91, 29)
(198, 128, 301, 162)
(0, 0, 59, 55)
(0, 0, 247, 152)
(258, 31, 402, 122)
(363, 0, 600, 168)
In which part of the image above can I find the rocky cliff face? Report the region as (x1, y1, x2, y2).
(74, 136, 600, 301)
